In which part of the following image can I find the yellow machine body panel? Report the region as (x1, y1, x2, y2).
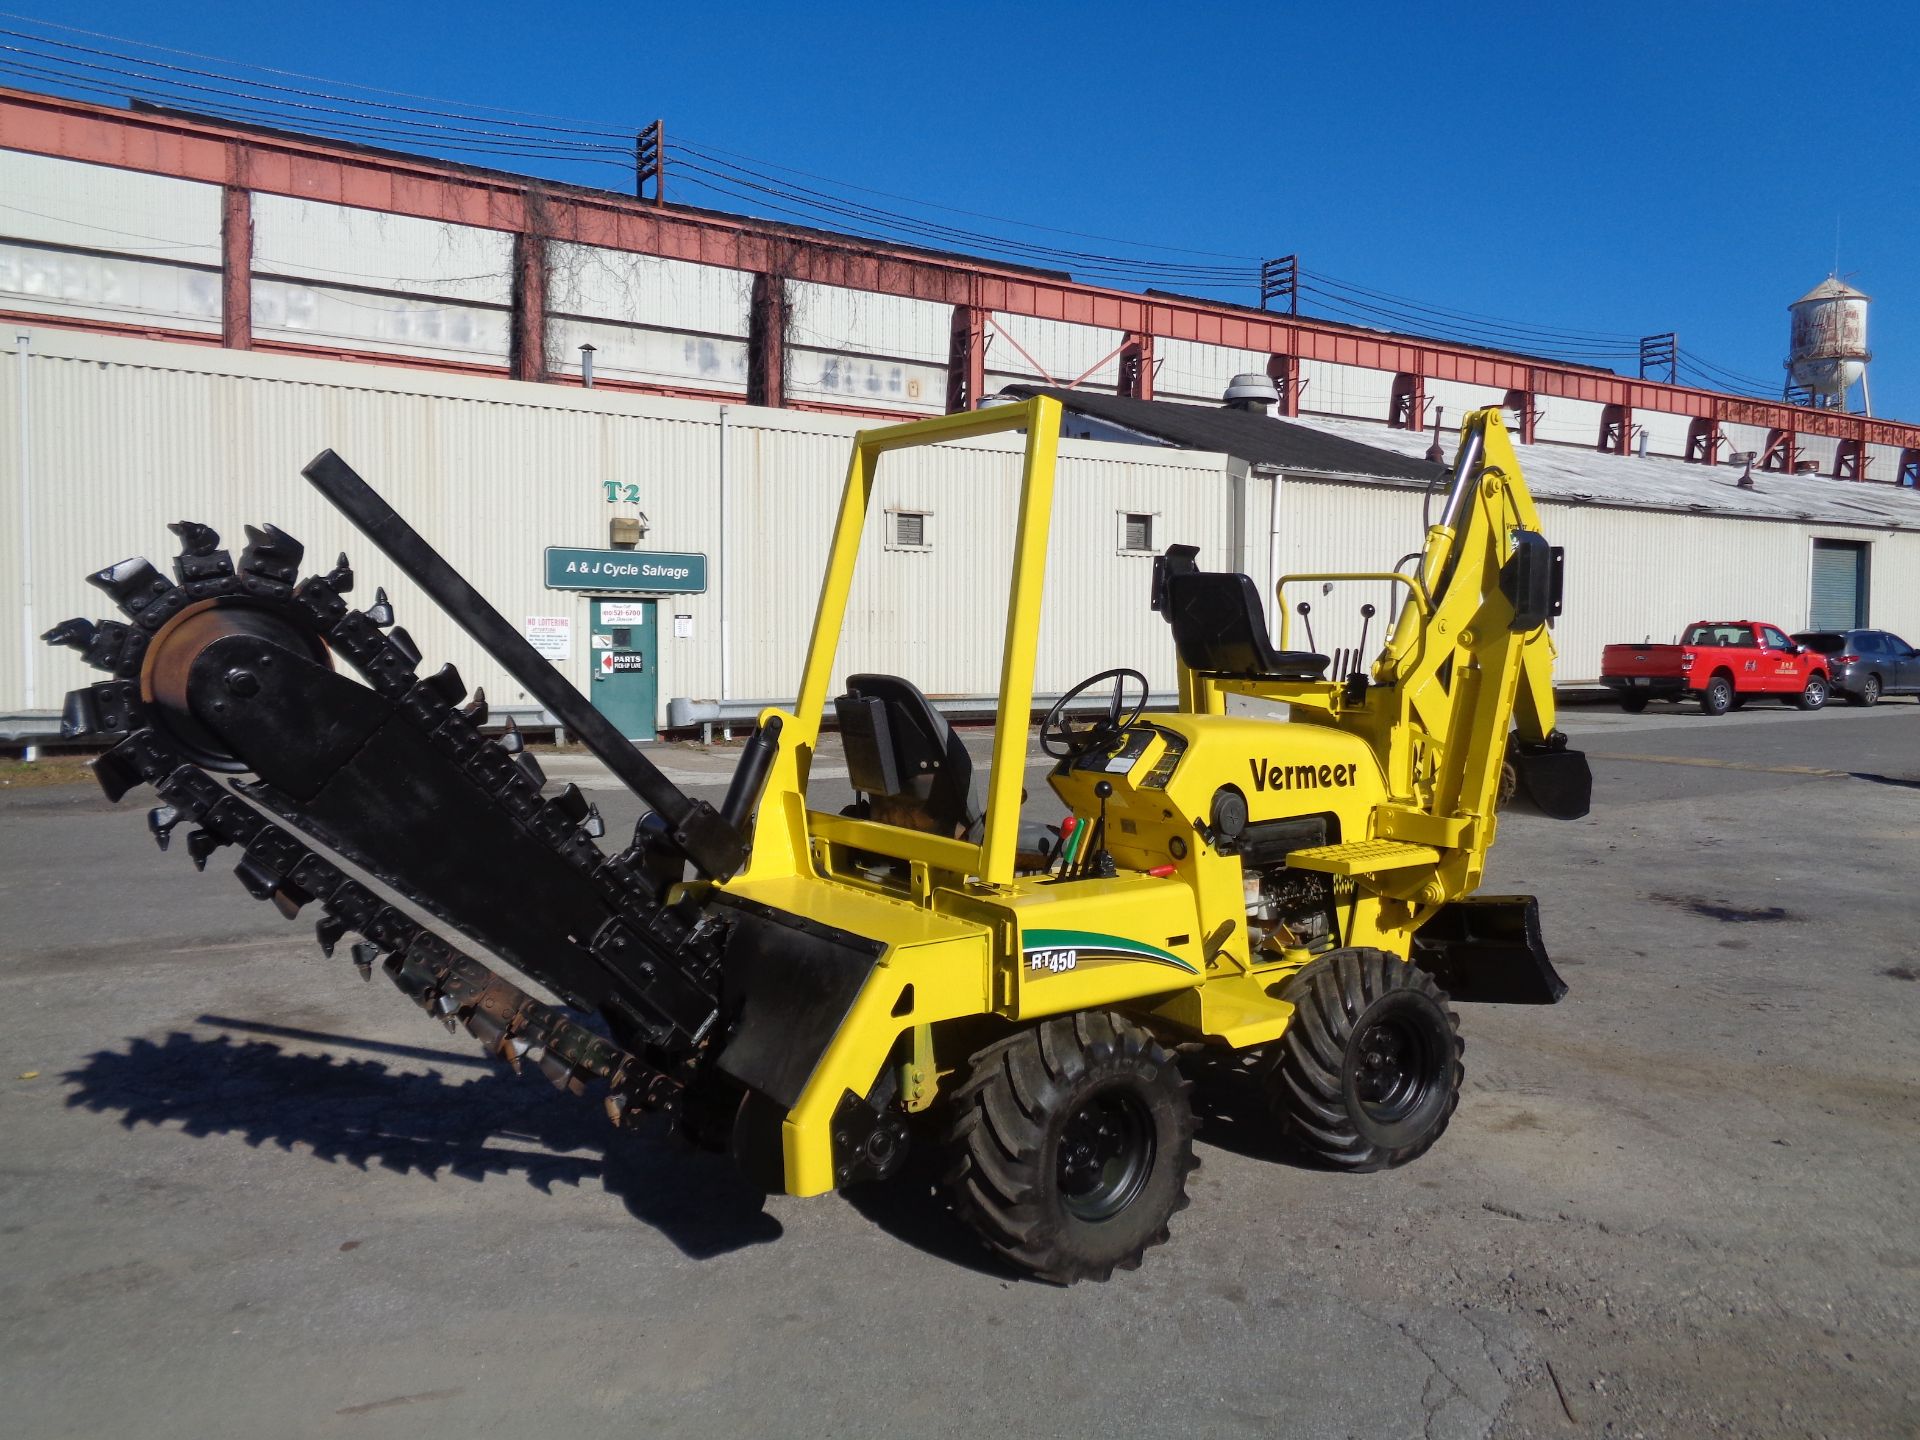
(701, 398, 1582, 1199)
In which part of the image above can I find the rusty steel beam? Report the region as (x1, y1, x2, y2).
(220, 177, 251, 350)
(1117, 332, 1154, 401)
(1760, 426, 1797, 473)
(510, 227, 549, 383)
(1267, 354, 1302, 418)
(1684, 415, 1722, 465)
(4, 85, 1919, 453)
(747, 272, 787, 408)
(1388, 371, 1426, 431)
(946, 303, 985, 414)
(1599, 404, 1631, 455)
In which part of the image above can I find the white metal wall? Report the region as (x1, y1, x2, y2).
(1275, 477, 1920, 681)
(786, 281, 948, 414)
(1300, 358, 1394, 420)
(1867, 442, 1906, 482)
(1533, 396, 1607, 448)
(5, 145, 1912, 521)
(1155, 339, 1270, 404)
(0, 150, 222, 333)
(1, 329, 1230, 723)
(985, 312, 1124, 394)
(546, 242, 750, 393)
(251, 195, 513, 366)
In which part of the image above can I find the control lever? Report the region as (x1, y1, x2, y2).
(1078, 780, 1118, 880)
(1296, 601, 1318, 653)
(1353, 603, 1376, 674)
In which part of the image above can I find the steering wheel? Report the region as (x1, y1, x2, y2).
(1041, 667, 1151, 759)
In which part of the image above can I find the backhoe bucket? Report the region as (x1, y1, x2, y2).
(1505, 743, 1592, 820)
(1409, 895, 1568, 1004)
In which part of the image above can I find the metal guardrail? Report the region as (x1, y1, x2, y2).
(2, 704, 564, 748)
(6, 685, 1619, 753)
(666, 691, 1184, 738)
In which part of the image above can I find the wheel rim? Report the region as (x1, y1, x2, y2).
(1808, 679, 1825, 705)
(1351, 1015, 1440, 1123)
(1866, 678, 1879, 703)
(1057, 1086, 1154, 1222)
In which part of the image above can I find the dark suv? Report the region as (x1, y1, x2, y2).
(1791, 629, 1920, 706)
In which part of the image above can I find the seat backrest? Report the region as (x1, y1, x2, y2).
(1154, 558, 1331, 681)
(836, 674, 980, 834)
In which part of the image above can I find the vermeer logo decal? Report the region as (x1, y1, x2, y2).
(1249, 758, 1358, 792)
(1021, 928, 1199, 977)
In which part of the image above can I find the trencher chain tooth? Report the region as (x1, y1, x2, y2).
(42, 523, 709, 1127)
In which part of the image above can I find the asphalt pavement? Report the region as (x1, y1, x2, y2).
(1, 697, 1916, 1439)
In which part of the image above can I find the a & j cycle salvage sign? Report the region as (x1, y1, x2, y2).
(544, 547, 707, 593)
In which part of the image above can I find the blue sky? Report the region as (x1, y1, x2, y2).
(8, 1, 1917, 418)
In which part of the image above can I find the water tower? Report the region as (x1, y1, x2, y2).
(1785, 277, 1871, 413)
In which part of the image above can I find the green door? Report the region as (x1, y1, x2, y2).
(589, 599, 657, 741)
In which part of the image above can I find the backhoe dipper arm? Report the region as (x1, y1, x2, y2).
(302, 450, 748, 881)
(1366, 410, 1586, 839)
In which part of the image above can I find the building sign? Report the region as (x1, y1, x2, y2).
(599, 602, 649, 626)
(597, 650, 645, 675)
(546, 547, 706, 593)
(523, 615, 570, 660)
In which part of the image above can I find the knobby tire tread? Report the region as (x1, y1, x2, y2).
(1266, 948, 1464, 1172)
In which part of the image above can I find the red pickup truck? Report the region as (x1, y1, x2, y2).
(1601, 621, 1832, 716)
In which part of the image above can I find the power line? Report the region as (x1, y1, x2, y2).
(674, 135, 1262, 264)
(665, 160, 1252, 289)
(0, 9, 635, 135)
(1677, 346, 1779, 395)
(0, 12, 1798, 399)
(1304, 266, 1644, 344)
(669, 154, 1250, 283)
(1296, 285, 1640, 365)
(0, 39, 630, 159)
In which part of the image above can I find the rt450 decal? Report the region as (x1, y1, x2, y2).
(1021, 929, 1199, 977)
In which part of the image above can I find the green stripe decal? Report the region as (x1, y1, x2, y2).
(1021, 928, 1199, 975)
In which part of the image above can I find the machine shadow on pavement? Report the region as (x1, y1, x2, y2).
(837, 1147, 1024, 1281)
(62, 1021, 783, 1261)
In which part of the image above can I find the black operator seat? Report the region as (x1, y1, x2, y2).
(835, 674, 983, 838)
(833, 674, 1056, 863)
(1150, 544, 1330, 681)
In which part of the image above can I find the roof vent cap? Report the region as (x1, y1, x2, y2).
(1222, 372, 1279, 412)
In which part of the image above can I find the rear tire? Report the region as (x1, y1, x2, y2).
(1848, 674, 1881, 707)
(1699, 675, 1734, 716)
(1795, 674, 1830, 711)
(1262, 949, 1463, 1171)
(1618, 693, 1650, 713)
(942, 1013, 1194, 1283)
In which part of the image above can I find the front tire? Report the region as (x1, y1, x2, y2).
(1263, 949, 1462, 1171)
(942, 1013, 1195, 1283)
(1699, 675, 1734, 716)
(1795, 674, 1830, 711)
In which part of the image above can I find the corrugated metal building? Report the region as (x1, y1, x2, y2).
(1022, 387, 1920, 678)
(3, 329, 1241, 737)
(6, 90, 1920, 743)
(4, 94, 1918, 489)
(8, 329, 1919, 745)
